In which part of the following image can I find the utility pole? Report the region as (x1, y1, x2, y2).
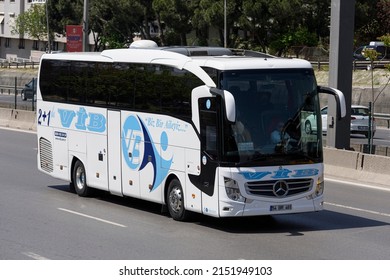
(327, 0, 355, 149)
(83, 0, 89, 52)
(46, 0, 51, 53)
(224, 0, 227, 48)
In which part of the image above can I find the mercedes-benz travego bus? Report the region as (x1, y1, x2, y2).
(36, 40, 345, 221)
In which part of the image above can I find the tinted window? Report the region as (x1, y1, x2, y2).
(39, 60, 204, 121)
(351, 107, 369, 116)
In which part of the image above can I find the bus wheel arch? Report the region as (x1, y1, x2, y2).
(165, 175, 189, 221)
(71, 158, 91, 197)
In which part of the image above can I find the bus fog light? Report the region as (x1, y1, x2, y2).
(315, 175, 324, 197)
(224, 178, 245, 202)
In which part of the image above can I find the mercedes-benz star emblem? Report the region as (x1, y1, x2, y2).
(273, 181, 289, 197)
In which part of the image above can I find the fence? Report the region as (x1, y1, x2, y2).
(0, 61, 39, 69)
(0, 83, 35, 111)
(1, 57, 388, 71)
(310, 60, 390, 71)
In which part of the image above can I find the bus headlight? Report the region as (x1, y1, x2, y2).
(224, 177, 245, 202)
(315, 175, 324, 197)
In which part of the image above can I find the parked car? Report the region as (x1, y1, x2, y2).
(21, 78, 37, 101)
(304, 105, 376, 138)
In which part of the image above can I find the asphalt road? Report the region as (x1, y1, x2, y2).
(0, 128, 389, 260)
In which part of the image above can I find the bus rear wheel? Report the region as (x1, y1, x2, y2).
(167, 179, 188, 221)
(72, 160, 91, 197)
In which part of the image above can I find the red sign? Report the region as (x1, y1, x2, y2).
(66, 25, 83, 52)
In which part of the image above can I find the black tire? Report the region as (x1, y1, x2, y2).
(72, 160, 91, 197)
(166, 179, 188, 221)
(69, 181, 76, 193)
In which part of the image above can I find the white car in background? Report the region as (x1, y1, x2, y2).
(304, 105, 376, 138)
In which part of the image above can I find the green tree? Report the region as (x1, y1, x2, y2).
(37, 0, 388, 54)
(300, 0, 330, 39)
(267, 0, 306, 55)
(153, 0, 194, 46)
(47, 0, 83, 35)
(377, 0, 390, 33)
(191, 0, 244, 47)
(89, 0, 145, 50)
(239, 0, 271, 52)
(355, 0, 381, 45)
(12, 4, 47, 44)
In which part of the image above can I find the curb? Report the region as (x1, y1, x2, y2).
(0, 108, 36, 131)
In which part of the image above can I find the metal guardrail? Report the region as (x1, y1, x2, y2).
(310, 60, 390, 70)
(374, 113, 390, 128)
(0, 61, 38, 69)
(0, 84, 35, 111)
(0, 85, 23, 95)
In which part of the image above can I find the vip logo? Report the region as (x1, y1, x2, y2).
(240, 168, 319, 180)
(58, 107, 106, 133)
(240, 171, 271, 180)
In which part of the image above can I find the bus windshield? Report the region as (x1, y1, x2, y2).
(220, 69, 322, 166)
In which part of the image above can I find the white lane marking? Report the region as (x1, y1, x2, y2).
(22, 252, 49, 260)
(325, 202, 390, 218)
(58, 208, 127, 228)
(325, 177, 390, 192)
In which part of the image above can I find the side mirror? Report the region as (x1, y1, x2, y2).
(317, 86, 346, 120)
(209, 88, 236, 123)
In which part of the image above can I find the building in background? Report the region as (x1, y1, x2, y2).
(0, 0, 91, 63)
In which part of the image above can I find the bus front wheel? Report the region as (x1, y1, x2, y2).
(72, 160, 91, 197)
(167, 179, 188, 221)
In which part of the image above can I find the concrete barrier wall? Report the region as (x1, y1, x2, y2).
(324, 147, 390, 186)
(0, 108, 36, 131)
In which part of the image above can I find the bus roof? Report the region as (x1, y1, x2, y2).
(189, 56, 312, 70)
(40, 47, 313, 86)
(41, 47, 312, 70)
(41, 51, 111, 62)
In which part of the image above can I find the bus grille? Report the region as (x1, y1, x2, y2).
(245, 178, 313, 198)
(39, 138, 53, 173)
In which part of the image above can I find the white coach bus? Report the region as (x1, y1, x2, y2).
(36, 42, 345, 221)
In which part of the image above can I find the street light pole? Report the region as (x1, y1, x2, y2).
(83, 0, 89, 52)
(224, 0, 227, 48)
(46, 0, 51, 53)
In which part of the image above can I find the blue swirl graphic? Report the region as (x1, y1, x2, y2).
(122, 114, 173, 192)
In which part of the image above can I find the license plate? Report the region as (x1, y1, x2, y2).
(270, 204, 292, 211)
(358, 126, 368, 130)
